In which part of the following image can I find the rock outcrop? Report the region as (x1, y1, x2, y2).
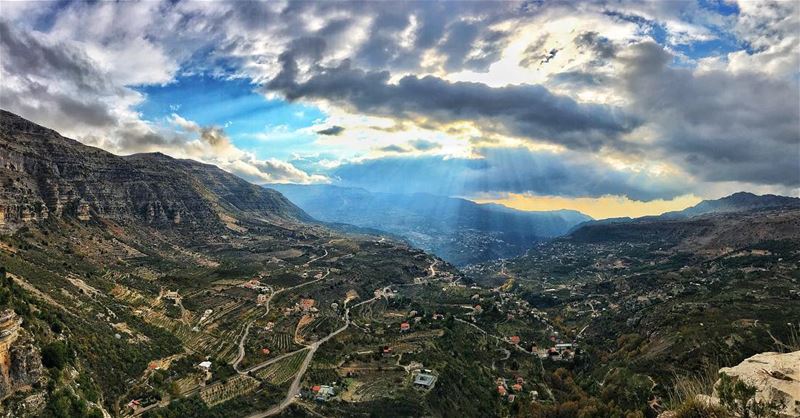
(0, 310, 43, 401)
(716, 351, 800, 417)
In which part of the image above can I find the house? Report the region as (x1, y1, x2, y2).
(555, 343, 575, 352)
(509, 335, 521, 345)
(381, 346, 392, 357)
(300, 298, 316, 310)
(315, 385, 335, 401)
(400, 322, 410, 332)
(497, 386, 507, 396)
(311, 385, 321, 393)
(432, 313, 444, 320)
(243, 279, 261, 289)
(262, 348, 271, 355)
(474, 305, 483, 314)
(413, 372, 437, 389)
(198, 361, 212, 370)
(257, 294, 269, 305)
(508, 394, 516, 403)
(512, 383, 523, 392)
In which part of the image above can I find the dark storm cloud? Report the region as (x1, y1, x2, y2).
(266, 57, 639, 151)
(332, 147, 685, 201)
(316, 125, 345, 136)
(620, 42, 800, 187)
(0, 83, 116, 128)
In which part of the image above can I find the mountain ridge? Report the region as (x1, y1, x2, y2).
(0, 109, 310, 233)
(567, 191, 800, 235)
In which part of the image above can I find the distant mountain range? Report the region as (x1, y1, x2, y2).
(267, 183, 591, 265)
(566, 192, 800, 255)
(662, 191, 800, 218)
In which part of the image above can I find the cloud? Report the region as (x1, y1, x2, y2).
(316, 125, 344, 136)
(409, 139, 441, 152)
(267, 55, 639, 151)
(2, 1, 798, 202)
(0, 20, 121, 133)
(377, 144, 411, 154)
(332, 147, 686, 201)
(619, 42, 800, 187)
(165, 114, 327, 184)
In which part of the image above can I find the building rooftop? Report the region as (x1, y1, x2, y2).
(413, 373, 437, 388)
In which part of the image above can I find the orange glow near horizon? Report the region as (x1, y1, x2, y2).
(472, 193, 703, 220)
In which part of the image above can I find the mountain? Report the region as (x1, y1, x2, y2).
(267, 183, 592, 265)
(663, 191, 800, 218)
(0, 111, 475, 417)
(466, 195, 800, 417)
(567, 191, 800, 235)
(0, 110, 308, 234)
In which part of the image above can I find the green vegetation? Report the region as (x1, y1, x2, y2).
(716, 373, 783, 418)
(41, 341, 71, 370)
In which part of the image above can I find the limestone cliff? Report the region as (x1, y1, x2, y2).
(0, 109, 310, 233)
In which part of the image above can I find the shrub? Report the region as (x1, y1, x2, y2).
(41, 341, 70, 369)
(716, 373, 783, 418)
(674, 398, 732, 418)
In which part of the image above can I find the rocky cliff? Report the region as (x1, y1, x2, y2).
(0, 310, 43, 401)
(0, 109, 309, 233)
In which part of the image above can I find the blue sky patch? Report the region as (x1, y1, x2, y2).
(134, 74, 325, 160)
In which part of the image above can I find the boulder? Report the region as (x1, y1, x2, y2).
(715, 351, 800, 417)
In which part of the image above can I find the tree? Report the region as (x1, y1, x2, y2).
(41, 341, 70, 369)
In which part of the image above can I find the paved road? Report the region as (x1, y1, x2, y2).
(233, 268, 330, 373)
(246, 296, 381, 417)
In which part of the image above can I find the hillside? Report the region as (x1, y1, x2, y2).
(666, 191, 800, 218)
(0, 109, 308, 234)
(0, 111, 581, 418)
(566, 194, 800, 256)
(268, 183, 591, 265)
(2, 111, 798, 418)
(466, 202, 800, 416)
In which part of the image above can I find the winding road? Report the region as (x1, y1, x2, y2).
(246, 295, 382, 417)
(232, 268, 331, 373)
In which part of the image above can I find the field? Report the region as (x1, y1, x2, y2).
(199, 375, 260, 406)
(254, 349, 308, 385)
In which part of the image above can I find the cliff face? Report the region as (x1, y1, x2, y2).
(0, 109, 310, 233)
(0, 310, 42, 401)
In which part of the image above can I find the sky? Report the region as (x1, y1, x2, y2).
(0, 0, 798, 219)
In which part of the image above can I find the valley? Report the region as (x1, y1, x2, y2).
(0, 111, 798, 418)
(268, 184, 591, 266)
